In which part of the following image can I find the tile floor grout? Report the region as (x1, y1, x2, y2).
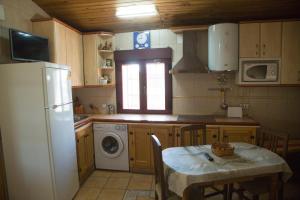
(75, 170, 155, 200)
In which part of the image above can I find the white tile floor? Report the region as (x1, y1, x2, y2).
(75, 170, 155, 200)
(74, 170, 272, 200)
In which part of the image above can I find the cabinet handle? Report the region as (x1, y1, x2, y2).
(129, 132, 133, 135)
(212, 135, 217, 138)
(262, 44, 266, 48)
(169, 133, 173, 137)
(176, 133, 180, 137)
(147, 132, 150, 136)
(250, 136, 255, 139)
(256, 51, 258, 55)
(130, 158, 134, 161)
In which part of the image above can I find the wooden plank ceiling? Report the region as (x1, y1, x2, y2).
(32, 0, 300, 33)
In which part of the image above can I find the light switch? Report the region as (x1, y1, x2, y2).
(0, 5, 5, 20)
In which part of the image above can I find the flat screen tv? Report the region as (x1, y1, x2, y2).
(9, 29, 50, 62)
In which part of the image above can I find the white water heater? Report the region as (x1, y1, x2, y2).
(208, 23, 238, 71)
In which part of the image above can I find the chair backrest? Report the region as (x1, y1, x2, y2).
(151, 135, 168, 200)
(180, 124, 207, 146)
(257, 128, 289, 159)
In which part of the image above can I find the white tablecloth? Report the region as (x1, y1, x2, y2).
(162, 143, 293, 197)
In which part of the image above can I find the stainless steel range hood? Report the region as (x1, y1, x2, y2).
(172, 31, 208, 73)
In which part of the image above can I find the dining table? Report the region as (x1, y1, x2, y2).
(162, 142, 293, 200)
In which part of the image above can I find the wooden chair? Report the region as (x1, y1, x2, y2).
(236, 128, 289, 200)
(180, 125, 228, 199)
(180, 125, 207, 146)
(151, 135, 181, 200)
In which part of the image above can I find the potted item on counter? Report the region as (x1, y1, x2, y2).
(99, 77, 108, 85)
(74, 97, 84, 114)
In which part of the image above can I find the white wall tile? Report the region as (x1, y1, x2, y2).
(81, 27, 300, 136)
(150, 29, 159, 47)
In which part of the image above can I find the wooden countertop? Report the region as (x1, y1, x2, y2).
(74, 114, 260, 129)
(73, 114, 300, 153)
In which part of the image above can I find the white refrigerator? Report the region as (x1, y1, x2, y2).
(0, 62, 79, 200)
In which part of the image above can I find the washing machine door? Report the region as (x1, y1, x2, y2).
(100, 132, 124, 158)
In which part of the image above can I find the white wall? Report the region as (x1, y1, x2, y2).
(115, 29, 183, 67)
(0, 0, 49, 63)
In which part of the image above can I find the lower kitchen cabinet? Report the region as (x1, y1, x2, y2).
(128, 125, 152, 173)
(219, 126, 257, 144)
(76, 123, 95, 184)
(128, 125, 174, 173)
(207, 127, 220, 144)
(174, 126, 219, 146)
(128, 124, 257, 173)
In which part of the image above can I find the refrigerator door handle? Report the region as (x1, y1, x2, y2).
(45, 102, 73, 110)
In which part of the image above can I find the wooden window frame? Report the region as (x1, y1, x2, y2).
(115, 48, 172, 114)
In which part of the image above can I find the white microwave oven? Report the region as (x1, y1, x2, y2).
(237, 58, 280, 85)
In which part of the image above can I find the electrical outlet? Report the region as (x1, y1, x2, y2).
(239, 103, 249, 110)
(0, 5, 5, 20)
(239, 103, 250, 116)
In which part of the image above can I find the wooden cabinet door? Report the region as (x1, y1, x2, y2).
(85, 126, 94, 170)
(75, 33, 84, 86)
(206, 127, 219, 144)
(83, 34, 99, 85)
(129, 125, 152, 172)
(281, 21, 300, 84)
(53, 22, 67, 65)
(239, 23, 260, 58)
(151, 126, 174, 149)
(76, 123, 94, 183)
(76, 135, 86, 180)
(66, 29, 84, 87)
(32, 21, 56, 62)
(260, 22, 282, 58)
(220, 127, 256, 144)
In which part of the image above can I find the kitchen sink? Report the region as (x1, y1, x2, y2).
(74, 115, 89, 123)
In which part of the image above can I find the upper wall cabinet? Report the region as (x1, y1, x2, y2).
(83, 33, 115, 87)
(83, 34, 98, 86)
(281, 21, 300, 84)
(239, 23, 260, 58)
(66, 28, 84, 87)
(239, 22, 282, 58)
(32, 20, 84, 87)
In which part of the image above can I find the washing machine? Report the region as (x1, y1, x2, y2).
(93, 123, 129, 171)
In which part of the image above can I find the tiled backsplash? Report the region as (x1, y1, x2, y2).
(73, 73, 300, 137)
(73, 29, 300, 137)
(73, 87, 117, 114)
(172, 73, 300, 137)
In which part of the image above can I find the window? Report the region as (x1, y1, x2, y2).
(146, 62, 166, 110)
(122, 63, 140, 110)
(115, 48, 172, 114)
